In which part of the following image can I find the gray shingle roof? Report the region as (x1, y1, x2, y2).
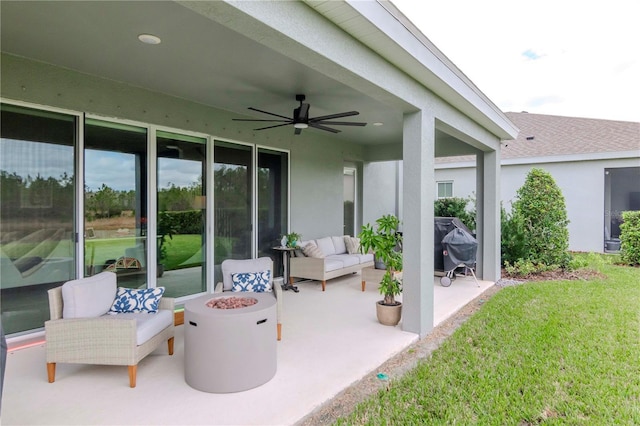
(437, 112, 639, 163)
(502, 112, 639, 158)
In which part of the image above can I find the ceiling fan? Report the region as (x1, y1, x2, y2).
(232, 94, 367, 135)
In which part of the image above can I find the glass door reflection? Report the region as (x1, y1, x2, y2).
(157, 131, 207, 298)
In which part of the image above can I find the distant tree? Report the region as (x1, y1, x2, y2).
(90, 184, 118, 218)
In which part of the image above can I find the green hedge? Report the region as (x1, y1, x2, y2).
(159, 210, 203, 235)
(620, 210, 640, 265)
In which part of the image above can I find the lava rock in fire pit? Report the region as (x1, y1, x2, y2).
(206, 296, 257, 309)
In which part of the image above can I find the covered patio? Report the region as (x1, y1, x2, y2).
(1, 0, 516, 341)
(3, 273, 494, 425)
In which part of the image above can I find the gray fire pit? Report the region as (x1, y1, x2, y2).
(184, 292, 277, 393)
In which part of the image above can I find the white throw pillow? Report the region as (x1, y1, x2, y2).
(315, 237, 336, 256)
(62, 271, 117, 318)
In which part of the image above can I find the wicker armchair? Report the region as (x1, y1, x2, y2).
(45, 272, 175, 388)
(215, 257, 283, 340)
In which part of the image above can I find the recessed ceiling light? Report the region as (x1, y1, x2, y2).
(372, 122, 384, 126)
(138, 34, 161, 45)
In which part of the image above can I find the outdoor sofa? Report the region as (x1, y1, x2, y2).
(290, 236, 374, 291)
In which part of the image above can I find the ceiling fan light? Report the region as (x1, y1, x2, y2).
(293, 123, 308, 129)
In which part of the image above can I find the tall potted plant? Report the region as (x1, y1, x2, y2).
(359, 214, 403, 326)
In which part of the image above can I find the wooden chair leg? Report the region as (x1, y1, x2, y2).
(362, 280, 366, 292)
(128, 365, 137, 388)
(321, 280, 326, 291)
(277, 323, 282, 341)
(47, 362, 56, 383)
(168, 337, 174, 355)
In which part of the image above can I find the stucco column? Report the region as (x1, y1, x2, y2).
(479, 150, 501, 281)
(402, 110, 435, 337)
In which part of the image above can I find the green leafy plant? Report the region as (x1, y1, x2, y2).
(620, 210, 640, 265)
(359, 214, 403, 305)
(434, 196, 476, 232)
(284, 232, 302, 248)
(158, 211, 178, 261)
(508, 168, 571, 268)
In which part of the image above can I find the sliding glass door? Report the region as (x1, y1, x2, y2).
(213, 142, 252, 283)
(84, 119, 148, 288)
(157, 131, 207, 298)
(212, 142, 289, 282)
(0, 104, 77, 334)
(258, 148, 288, 275)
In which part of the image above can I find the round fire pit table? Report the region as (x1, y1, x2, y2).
(184, 292, 277, 393)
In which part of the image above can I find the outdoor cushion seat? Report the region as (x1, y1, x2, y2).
(327, 254, 359, 268)
(290, 235, 374, 291)
(215, 257, 283, 341)
(324, 258, 346, 272)
(45, 271, 175, 388)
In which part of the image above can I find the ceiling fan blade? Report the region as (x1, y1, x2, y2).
(247, 107, 292, 120)
(309, 123, 341, 133)
(310, 111, 359, 122)
(294, 127, 302, 135)
(232, 118, 291, 122)
(315, 121, 367, 126)
(253, 122, 293, 131)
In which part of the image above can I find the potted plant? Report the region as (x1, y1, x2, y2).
(282, 232, 302, 248)
(359, 214, 403, 326)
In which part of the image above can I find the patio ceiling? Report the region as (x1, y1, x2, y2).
(0, 0, 494, 156)
(1, 0, 410, 146)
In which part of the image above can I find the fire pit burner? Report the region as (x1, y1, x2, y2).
(206, 296, 257, 309)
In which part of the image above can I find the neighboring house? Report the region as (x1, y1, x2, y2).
(0, 1, 517, 339)
(434, 112, 640, 253)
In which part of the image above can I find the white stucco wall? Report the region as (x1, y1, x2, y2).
(436, 157, 640, 253)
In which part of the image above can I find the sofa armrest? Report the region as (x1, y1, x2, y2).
(159, 297, 174, 311)
(45, 317, 138, 364)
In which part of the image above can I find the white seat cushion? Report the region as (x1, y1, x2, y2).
(62, 271, 117, 319)
(324, 259, 344, 272)
(101, 309, 173, 345)
(328, 254, 359, 268)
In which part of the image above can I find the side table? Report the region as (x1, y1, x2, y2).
(272, 246, 299, 292)
(361, 266, 403, 292)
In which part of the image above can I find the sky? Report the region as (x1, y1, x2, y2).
(392, 0, 640, 123)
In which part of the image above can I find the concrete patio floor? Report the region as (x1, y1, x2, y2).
(1, 272, 494, 425)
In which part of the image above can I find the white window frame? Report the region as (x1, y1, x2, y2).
(437, 181, 454, 199)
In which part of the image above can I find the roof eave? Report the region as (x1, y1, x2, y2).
(308, 0, 518, 140)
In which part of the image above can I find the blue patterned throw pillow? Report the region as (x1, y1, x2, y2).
(108, 287, 165, 314)
(231, 270, 272, 293)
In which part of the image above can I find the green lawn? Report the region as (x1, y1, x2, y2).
(338, 256, 640, 425)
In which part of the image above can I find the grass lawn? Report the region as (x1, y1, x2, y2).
(338, 256, 640, 424)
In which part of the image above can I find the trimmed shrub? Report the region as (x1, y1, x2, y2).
(620, 210, 640, 265)
(434, 196, 476, 231)
(500, 203, 527, 265)
(509, 168, 570, 268)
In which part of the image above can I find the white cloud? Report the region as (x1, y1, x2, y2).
(392, 0, 640, 122)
